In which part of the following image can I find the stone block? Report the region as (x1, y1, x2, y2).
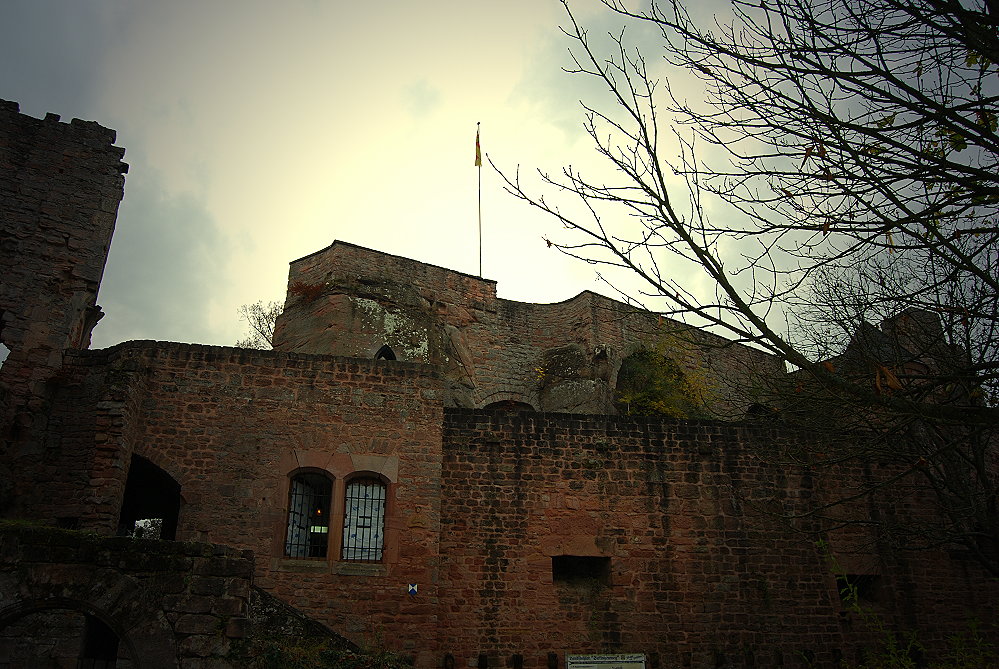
(224, 616, 248, 639)
(174, 613, 219, 635)
(179, 633, 229, 658)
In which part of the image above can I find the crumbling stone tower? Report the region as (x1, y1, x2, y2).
(271, 241, 782, 417)
(0, 100, 127, 508)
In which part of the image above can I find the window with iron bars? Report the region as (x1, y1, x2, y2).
(285, 472, 332, 558)
(341, 478, 386, 561)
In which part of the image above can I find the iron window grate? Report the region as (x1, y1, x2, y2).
(285, 473, 332, 558)
(342, 478, 386, 561)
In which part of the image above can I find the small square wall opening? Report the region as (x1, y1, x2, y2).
(552, 555, 611, 586)
(836, 574, 882, 605)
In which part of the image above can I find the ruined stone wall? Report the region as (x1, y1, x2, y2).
(0, 100, 127, 503)
(438, 409, 998, 669)
(273, 242, 782, 417)
(27, 342, 998, 668)
(45, 341, 446, 663)
(2, 323, 153, 531)
(0, 523, 254, 668)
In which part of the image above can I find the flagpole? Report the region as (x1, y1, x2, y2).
(475, 121, 482, 279)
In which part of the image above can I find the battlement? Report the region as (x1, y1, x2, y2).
(0, 99, 128, 167)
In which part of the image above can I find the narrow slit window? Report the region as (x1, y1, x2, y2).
(285, 473, 332, 558)
(342, 478, 386, 561)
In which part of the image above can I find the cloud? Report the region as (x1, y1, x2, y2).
(403, 80, 443, 118)
(0, 1, 133, 120)
(4, 0, 678, 350)
(92, 165, 230, 347)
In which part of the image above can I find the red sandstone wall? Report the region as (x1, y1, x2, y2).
(439, 410, 997, 669)
(4, 101, 992, 669)
(0, 99, 126, 401)
(35, 344, 998, 668)
(53, 342, 446, 664)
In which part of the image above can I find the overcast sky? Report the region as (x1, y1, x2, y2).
(2, 0, 722, 349)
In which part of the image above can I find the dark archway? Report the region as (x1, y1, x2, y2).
(0, 599, 139, 669)
(374, 345, 397, 361)
(118, 454, 181, 540)
(615, 349, 709, 419)
(483, 400, 535, 412)
(81, 613, 120, 666)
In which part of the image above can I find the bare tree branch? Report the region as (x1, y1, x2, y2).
(498, 0, 999, 575)
(236, 300, 281, 350)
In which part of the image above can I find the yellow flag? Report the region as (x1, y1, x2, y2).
(474, 127, 482, 167)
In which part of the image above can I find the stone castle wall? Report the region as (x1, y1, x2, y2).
(439, 410, 997, 669)
(39, 341, 447, 664)
(2, 101, 997, 669)
(0, 523, 255, 668)
(272, 242, 783, 417)
(36, 340, 999, 667)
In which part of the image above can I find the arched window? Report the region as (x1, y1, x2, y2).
(285, 472, 332, 558)
(341, 478, 386, 562)
(375, 345, 396, 360)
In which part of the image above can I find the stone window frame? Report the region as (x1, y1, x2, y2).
(340, 472, 390, 563)
(277, 465, 397, 566)
(284, 468, 335, 559)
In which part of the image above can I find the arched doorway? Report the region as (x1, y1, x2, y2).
(0, 601, 138, 669)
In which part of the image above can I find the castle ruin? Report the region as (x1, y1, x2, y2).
(0, 101, 995, 669)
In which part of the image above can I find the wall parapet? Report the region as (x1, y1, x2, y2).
(70, 340, 443, 381)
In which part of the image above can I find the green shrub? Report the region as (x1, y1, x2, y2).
(819, 541, 998, 668)
(615, 348, 711, 418)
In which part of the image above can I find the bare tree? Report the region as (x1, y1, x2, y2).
(236, 300, 281, 350)
(499, 0, 999, 574)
